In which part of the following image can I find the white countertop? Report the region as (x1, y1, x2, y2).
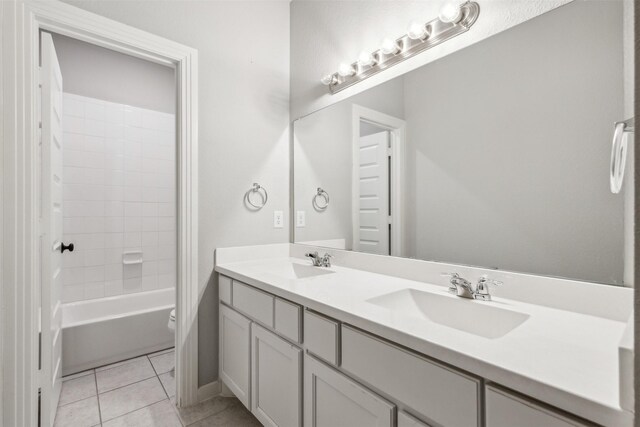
(215, 255, 633, 426)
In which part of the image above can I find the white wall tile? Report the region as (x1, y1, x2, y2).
(63, 97, 85, 118)
(157, 217, 175, 232)
(104, 280, 123, 296)
(123, 232, 142, 248)
(105, 263, 123, 281)
(84, 266, 105, 283)
(85, 101, 106, 121)
(85, 249, 106, 266)
(104, 217, 124, 233)
(141, 232, 158, 247)
(123, 277, 142, 293)
(157, 246, 175, 260)
(141, 203, 157, 217)
(62, 94, 176, 302)
(85, 119, 105, 136)
(124, 217, 142, 232)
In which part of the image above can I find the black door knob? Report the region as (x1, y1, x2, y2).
(61, 242, 74, 253)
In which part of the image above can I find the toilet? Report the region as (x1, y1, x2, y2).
(168, 308, 175, 331)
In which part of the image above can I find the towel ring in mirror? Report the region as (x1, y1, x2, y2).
(610, 117, 634, 194)
(313, 187, 330, 211)
(246, 183, 268, 209)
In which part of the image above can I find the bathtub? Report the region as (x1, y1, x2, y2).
(62, 288, 175, 376)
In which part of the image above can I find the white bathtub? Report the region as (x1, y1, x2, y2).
(62, 288, 175, 376)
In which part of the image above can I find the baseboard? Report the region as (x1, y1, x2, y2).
(197, 380, 221, 402)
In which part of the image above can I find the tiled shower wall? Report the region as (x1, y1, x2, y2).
(61, 93, 176, 303)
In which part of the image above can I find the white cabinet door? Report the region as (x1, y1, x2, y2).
(219, 304, 251, 408)
(304, 354, 394, 427)
(251, 324, 302, 427)
(486, 385, 590, 427)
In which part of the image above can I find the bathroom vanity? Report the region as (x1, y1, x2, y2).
(215, 244, 633, 427)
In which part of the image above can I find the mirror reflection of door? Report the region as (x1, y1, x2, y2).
(358, 122, 391, 255)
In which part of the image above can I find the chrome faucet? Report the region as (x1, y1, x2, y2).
(442, 273, 502, 301)
(305, 252, 332, 267)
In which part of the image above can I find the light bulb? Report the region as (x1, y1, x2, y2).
(320, 73, 336, 86)
(439, 1, 463, 23)
(407, 20, 428, 40)
(337, 63, 355, 77)
(357, 51, 376, 67)
(380, 38, 400, 55)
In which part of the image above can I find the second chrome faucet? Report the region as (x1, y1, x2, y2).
(442, 273, 503, 301)
(305, 251, 332, 267)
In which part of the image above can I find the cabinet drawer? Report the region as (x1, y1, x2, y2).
(485, 385, 592, 427)
(398, 411, 432, 427)
(304, 310, 339, 365)
(341, 325, 480, 427)
(233, 282, 274, 328)
(219, 275, 232, 305)
(275, 298, 302, 343)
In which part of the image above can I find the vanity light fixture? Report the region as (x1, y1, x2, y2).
(380, 38, 401, 55)
(337, 62, 356, 77)
(439, 1, 464, 24)
(320, 73, 337, 86)
(321, 1, 479, 94)
(357, 51, 377, 68)
(407, 20, 429, 40)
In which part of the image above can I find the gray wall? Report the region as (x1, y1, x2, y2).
(403, 0, 624, 284)
(52, 34, 175, 113)
(61, 0, 291, 386)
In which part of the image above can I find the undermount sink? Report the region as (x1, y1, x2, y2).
(263, 262, 335, 280)
(367, 288, 529, 339)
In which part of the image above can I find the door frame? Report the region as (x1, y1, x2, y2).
(1, 1, 199, 424)
(351, 105, 406, 257)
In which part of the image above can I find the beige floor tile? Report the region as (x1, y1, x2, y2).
(59, 373, 97, 407)
(149, 351, 174, 375)
(99, 377, 167, 421)
(54, 396, 101, 427)
(158, 371, 175, 398)
(96, 357, 156, 393)
(174, 396, 237, 426)
(102, 399, 182, 427)
(62, 369, 95, 382)
(187, 398, 260, 427)
(147, 347, 175, 358)
(96, 355, 148, 372)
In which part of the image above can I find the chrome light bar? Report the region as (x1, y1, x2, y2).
(323, 1, 480, 94)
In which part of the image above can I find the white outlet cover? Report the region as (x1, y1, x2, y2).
(274, 210, 284, 228)
(296, 210, 305, 227)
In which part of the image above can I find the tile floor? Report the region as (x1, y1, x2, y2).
(54, 348, 261, 426)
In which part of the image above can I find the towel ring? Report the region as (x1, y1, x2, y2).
(610, 117, 634, 194)
(246, 183, 268, 209)
(313, 187, 330, 210)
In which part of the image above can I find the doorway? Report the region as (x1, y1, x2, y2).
(352, 105, 406, 257)
(1, 3, 199, 426)
(40, 30, 179, 426)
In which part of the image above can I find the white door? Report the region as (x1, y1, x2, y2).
(304, 354, 395, 427)
(251, 324, 302, 427)
(357, 131, 390, 255)
(40, 32, 64, 427)
(220, 304, 252, 409)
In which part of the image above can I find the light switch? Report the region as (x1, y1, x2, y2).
(274, 211, 284, 228)
(296, 210, 306, 227)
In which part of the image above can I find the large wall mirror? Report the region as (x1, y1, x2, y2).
(293, 0, 633, 285)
